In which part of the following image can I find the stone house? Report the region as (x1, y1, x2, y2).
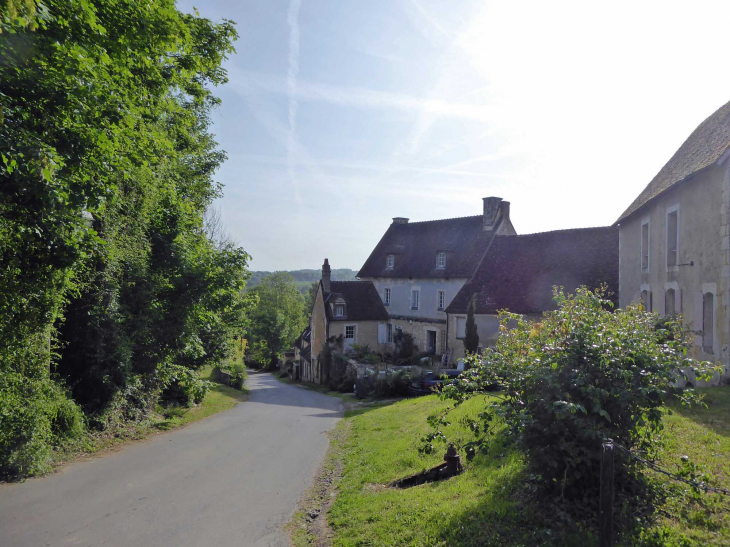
(616, 100, 730, 385)
(445, 227, 619, 360)
(293, 325, 310, 381)
(357, 197, 516, 358)
(304, 259, 390, 384)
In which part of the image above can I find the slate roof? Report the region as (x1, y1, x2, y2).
(357, 216, 499, 279)
(294, 326, 310, 349)
(446, 226, 619, 315)
(325, 281, 389, 321)
(617, 100, 730, 223)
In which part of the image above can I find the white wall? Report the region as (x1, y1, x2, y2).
(362, 277, 468, 322)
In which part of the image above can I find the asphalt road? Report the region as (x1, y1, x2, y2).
(0, 373, 343, 547)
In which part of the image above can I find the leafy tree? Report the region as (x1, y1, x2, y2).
(464, 294, 479, 354)
(247, 273, 308, 369)
(0, 0, 246, 476)
(430, 286, 716, 502)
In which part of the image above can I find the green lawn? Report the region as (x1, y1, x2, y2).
(305, 388, 730, 547)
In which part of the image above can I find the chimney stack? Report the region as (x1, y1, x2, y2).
(322, 258, 331, 293)
(482, 197, 503, 231)
(392, 217, 409, 225)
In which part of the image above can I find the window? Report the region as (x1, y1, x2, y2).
(384, 287, 391, 306)
(703, 292, 714, 353)
(665, 289, 675, 316)
(386, 254, 395, 269)
(345, 325, 355, 339)
(641, 221, 649, 271)
(387, 323, 393, 343)
(437, 290, 445, 310)
(411, 289, 420, 310)
(641, 290, 652, 312)
(667, 208, 679, 267)
(436, 251, 446, 269)
(456, 317, 466, 339)
(334, 304, 345, 317)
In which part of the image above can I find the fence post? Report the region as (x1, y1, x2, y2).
(599, 439, 615, 547)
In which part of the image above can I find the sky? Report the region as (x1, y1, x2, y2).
(178, 0, 730, 272)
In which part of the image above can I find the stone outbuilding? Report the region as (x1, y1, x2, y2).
(446, 226, 619, 359)
(303, 259, 390, 384)
(616, 99, 730, 385)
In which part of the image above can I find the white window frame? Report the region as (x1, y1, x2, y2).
(640, 217, 650, 272)
(437, 290, 445, 310)
(386, 254, 395, 269)
(384, 287, 391, 306)
(334, 303, 345, 317)
(345, 325, 356, 340)
(411, 289, 420, 310)
(666, 204, 680, 270)
(436, 251, 446, 269)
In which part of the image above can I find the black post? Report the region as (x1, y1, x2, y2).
(599, 439, 615, 547)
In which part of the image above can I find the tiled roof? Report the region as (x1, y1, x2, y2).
(617, 100, 730, 222)
(446, 226, 619, 315)
(325, 281, 389, 321)
(357, 216, 500, 279)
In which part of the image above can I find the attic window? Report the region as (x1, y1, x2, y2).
(335, 304, 345, 317)
(386, 254, 395, 269)
(436, 251, 446, 269)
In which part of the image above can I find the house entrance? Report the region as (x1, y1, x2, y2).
(427, 330, 437, 354)
(344, 325, 356, 352)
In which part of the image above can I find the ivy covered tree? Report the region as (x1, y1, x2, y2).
(463, 294, 479, 354)
(0, 0, 247, 477)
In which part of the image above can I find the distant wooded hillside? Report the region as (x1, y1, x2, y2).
(247, 269, 359, 293)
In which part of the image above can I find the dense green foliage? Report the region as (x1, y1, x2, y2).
(464, 294, 479, 354)
(433, 287, 715, 502)
(0, 0, 248, 477)
(247, 272, 307, 368)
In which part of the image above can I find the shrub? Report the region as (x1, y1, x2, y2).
(394, 332, 417, 364)
(0, 373, 84, 478)
(159, 364, 211, 407)
(436, 286, 716, 499)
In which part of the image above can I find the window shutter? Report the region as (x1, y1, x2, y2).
(659, 289, 666, 316)
(694, 292, 704, 346)
(378, 323, 387, 344)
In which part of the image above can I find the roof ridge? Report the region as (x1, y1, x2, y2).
(398, 214, 481, 225)
(506, 225, 615, 238)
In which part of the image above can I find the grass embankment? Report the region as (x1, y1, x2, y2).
(293, 388, 730, 546)
(50, 364, 248, 471)
(274, 373, 357, 402)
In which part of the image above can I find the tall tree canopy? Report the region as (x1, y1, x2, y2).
(0, 0, 247, 477)
(247, 273, 308, 368)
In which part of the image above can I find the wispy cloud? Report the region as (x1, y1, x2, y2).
(229, 68, 494, 123)
(287, 0, 302, 206)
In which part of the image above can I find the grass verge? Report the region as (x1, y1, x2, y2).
(48, 364, 248, 472)
(274, 372, 357, 403)
(292, 387, 730, 546)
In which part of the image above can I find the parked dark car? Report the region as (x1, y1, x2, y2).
(409, 370, 461, 395)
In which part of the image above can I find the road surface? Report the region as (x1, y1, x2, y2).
(0, 372, 342, 547)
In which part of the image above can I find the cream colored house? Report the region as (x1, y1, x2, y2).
(446, 226, 618, 359)
(303, 259, 391, 385)
(617, 100, 730, 385)
(357, 197, 516, 359)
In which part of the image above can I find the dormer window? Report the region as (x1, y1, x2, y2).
(334, 304, 345, 317)
(436, 251, 446, 269)
(386, 254, 395, 269)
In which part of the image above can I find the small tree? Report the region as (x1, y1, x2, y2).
(463, 295, 479, 354)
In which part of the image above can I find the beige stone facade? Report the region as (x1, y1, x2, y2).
(619, 164, 730, 384)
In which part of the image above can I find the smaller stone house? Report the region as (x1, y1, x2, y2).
(304, 259, 391, 385)
(446, 226, 619, 359)
(293, 325, 311, 381)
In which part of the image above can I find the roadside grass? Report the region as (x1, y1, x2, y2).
(309, 387, 730, 547)
(49, 364, 248, 470)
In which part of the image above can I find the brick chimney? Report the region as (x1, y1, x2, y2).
(482, 197, 511, 232)
(322, 258, 331, 293)
(392, 217, 409, 225)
